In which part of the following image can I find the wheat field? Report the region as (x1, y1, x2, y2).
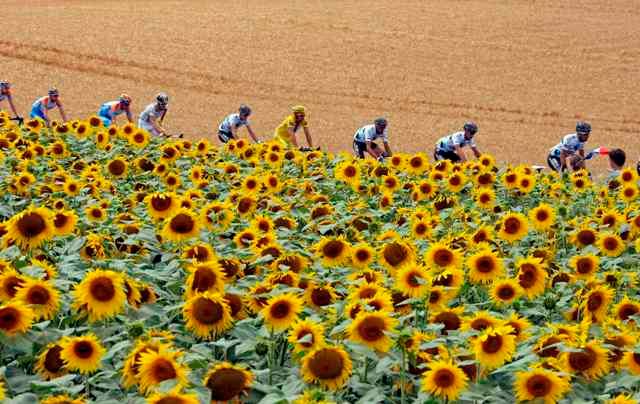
(1, 0, 639, 169)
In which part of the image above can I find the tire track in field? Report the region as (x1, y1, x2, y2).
(0, 39, 638, 134)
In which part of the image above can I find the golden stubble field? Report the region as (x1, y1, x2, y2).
(1, 0, 639, 169)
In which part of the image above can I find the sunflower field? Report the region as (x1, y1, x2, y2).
(1, 110, 640, 404)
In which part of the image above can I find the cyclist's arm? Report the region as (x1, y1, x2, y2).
(365, 141, 379, 158)
(559, 150, 569, 171)
(149, 115, 166, 136)
(159, 110, 166, 124)
(57, 101, 68, 123)
(246, 125, 259, 143)
(41, 107, 51, 127)
(303, 126, 313, 148)
(288, 127, 299, 147)
(383, 141, 393, 157)
(454, 145, 467, 162)
(471, 146, 481, 158)
(7, 95, 19, 118)
(578, 148, 585, 158)
(126, 108, 133, 123)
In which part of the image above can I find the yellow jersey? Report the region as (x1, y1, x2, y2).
(274, 114, 308, 145)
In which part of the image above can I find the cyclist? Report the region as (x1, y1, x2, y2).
(217, 104, 259, 143)
(434, 121, 481, 162)
(274, 105, 314, 149)
(547, 121, 591, 172)
(0, 81, 21, 122)
(353, 117, 392, 161)
(30, 88, 68, 127)
(98, 94, 133, 126)
(138, 93, 169, 137)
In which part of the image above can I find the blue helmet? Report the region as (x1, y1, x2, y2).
(463, 121, 478, 134)
(576, 121, 591, 134)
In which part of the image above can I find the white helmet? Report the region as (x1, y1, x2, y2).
(156, 92, 169, 106)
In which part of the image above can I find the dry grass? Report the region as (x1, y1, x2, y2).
(1, 0, 639, 169)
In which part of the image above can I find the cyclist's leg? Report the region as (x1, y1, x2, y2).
(547, 154, 562, 172)
(353, 140, 366, 158)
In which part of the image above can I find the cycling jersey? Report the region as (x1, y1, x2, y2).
(218, 113, 250, 134)
(275, 114, 308, 145)
(0, 90, 10, 102)
(353, 124, 389, 144)
(30, 96, 59, 120)
(138, 102, 166, 136)
(549, 133, 585, 158)
(435, 131, 476, 153)
(99, 101, 128, 126)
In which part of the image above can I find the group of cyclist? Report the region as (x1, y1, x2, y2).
(0, 80, 625, 174)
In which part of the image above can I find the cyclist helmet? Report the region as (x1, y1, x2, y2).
(576, 121, 591, 134)
(463, 121, 478, 135)
(0, 81, 9, 90)
(156, 92, 169, 106)
(119, 93, 132, 106)
(239, 104, 252, 116)
(48, 87, 60, 97)
(292, 105, 306, 114)
(374, 117, 388, 127)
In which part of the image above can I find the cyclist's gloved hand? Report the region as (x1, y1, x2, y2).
(377, 155, 385, 163)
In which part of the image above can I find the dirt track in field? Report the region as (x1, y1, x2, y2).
(1, 0, 639, 169)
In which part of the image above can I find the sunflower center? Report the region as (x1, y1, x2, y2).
(219, 260, 239, 278)
(433, 368, 455, 388)
(497, 285, 515, 300)
(73, 341, 95, 359)
(53, 213, 69, 228)
(603, 237, 619, 251)
(434, 312, 461, 333)
(311, 288, 332, 307)
(518, 266, 537, 288)
(17, 212, 47, 237)
(429, 290, 441, 304)
(322, 240, 345, 259)
(449, 176, 461, 186)
(44, 345, 64, 372)
(89, 276, 116, 302)
(535, 210, 549, 222)
(383, 243, 408, 267)
(224, 293, 242, 316)
(481, 335, 504, 354)
(587, 293, 603, 311)
(568, 347, 597, 371)
(415, 223, 428, 235)
(471, 318, 492, 331)
(526, 374, 552, 397)
(297, 330, 314, 347)
(407, 272, 422, 287)
(308, 348, 344, 379)
(237, 198, 253, 214)
(191, 267, 217, 293)
(433, 249, 453, 266)
(357, 316, 385, 341)
(156, 397, 186, 404)
(355, 249, 370, 262)
(344, 166, 357, 177)
(270, 301, 291, 319)
(27, 285, 50, 304)
(152, 358, 177, 382)
(206, 368, 248, 401)
(476, 256, 495, 273)
(410, 157, 422, 168)
(170, 214, 195, 234)
(577, 230, 596, 245)
(192, 297, 224, 325)
(503, 217, 521, 234)
(0, 307, 18, 330)
(151, 196, 172, 211)
(479, 193, 491, 203)
(108, 160, 125, 176)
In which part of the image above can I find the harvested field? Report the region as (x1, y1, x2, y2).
(1, 0, 639, 169)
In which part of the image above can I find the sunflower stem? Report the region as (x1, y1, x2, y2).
(400, 345, 407, 404)
(268, 328, 276, 385)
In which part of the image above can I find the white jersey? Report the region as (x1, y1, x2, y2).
(32, 96, 58, 111)
(353, 124, 389, 144)
(549, 133, 585, 158)
(138, 103, 166, 135)
(436, 131, 476, 152)
(218, 113, 250, 133)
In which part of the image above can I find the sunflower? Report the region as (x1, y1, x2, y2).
(425, 241, 462, 271)
(467, 248, 504, 284)
(597, 233, 626, 257)
(570, 225, 598, 248)
(0, 301, 34, 335)
(161, 208, 201, 241)
(620, 184, 639, 203)
(475, 188, 496, 210)
(410, 218, 432, 239)
(623, 350, 640, 375)
(529, 203, 556, 231)
(85, 205, 107, 222)
(0, 270, 26, 301)
(6, 206, 55, 250)
(582, 285, 614, 322)
(60, 334, 105, 374)
(200, 201, 235, 230)
(236, 195, 257, 217)
(137, 347, 189, 394)
(473, 326, 517, 369)
(613, 296, 640, 323)
(395, 264, 430, 298)
(305, 283, 336, 310)
(301, 346, 352, 390)
(185, 261, 225, 298)
(516, 257, 547, 299)
(183, 291, 233, 339)
(52, 210, 77, 236)
(514, 368, 570, 404)
(490, 278, 522, 306)
(416, 179, 438, 199)
(421, 360, 468, 401)
(73, 269, 126, 322)
(569, 254, 599, 280)
(315, 236, 351, 267)
(261, 293, 303, 332)
(606, 394, 637, 404)
(164, 172, 182, 189)
(498, 212, 529, 243)
(146, 389, 199, 404)
(469, 225, 493, 245)
(505, 313, 531, 343)
(35, 343, 67, 380)
(561, 340, 610, 379)
(462, 310, 500, 333)
(63, 179, 81, 196)
(348, 311, 397, 352)
(446, 172, 467, 193)
(203, 362, 253, 402)
(40, 395, 85, 404)
(350, 243, 375, 268)
(335, 161, 360, 186)
(288, 319, 326, 353)
(145, 192, 179, 220)
(14, 278, 59, 320)
(405, 153, 428, 175)
(106, 157, 128, 178)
